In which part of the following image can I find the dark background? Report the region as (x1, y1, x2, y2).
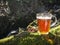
(8, 0, 60, 28)
(0, 0, 60, 38)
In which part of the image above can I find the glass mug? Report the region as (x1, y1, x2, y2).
(36, 12, 57, 35)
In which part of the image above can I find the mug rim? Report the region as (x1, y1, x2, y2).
(36, 12, 53, 19)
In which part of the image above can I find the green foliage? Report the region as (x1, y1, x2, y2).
(0, 24, 60, 45)
(0, 34, 52, 45)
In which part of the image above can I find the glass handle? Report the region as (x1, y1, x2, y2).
(50, 15, 57, 27)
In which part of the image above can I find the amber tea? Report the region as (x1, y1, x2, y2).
(37, 17, 51, 34)
(36, 13, 57, 35)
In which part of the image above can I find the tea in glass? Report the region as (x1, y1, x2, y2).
(37, 16, 51, 34)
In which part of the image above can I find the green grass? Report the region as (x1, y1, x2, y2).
(0, 25, 60, 45)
